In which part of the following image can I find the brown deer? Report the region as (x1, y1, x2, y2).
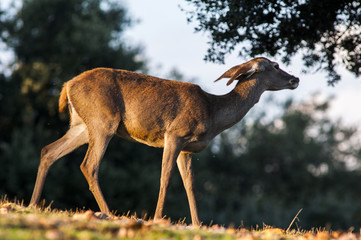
(29, 57, 299, 226)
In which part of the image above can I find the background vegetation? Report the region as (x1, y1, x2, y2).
(183, 0, 361, 85)
(1, 0, 361, 230)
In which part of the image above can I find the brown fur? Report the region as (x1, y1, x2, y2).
(29, 57, 299, 226)
(58, 82, 68, 112)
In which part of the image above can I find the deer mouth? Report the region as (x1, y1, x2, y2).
(289, 78, 300, 89)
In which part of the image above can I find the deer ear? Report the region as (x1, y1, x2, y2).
(214, 61, 260, 86)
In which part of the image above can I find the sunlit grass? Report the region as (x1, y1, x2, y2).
(0, 197, 358, 239)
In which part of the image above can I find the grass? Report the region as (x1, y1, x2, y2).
(0, 199, 358, 240)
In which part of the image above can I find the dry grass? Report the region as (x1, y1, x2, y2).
(0, 199, 358, 240)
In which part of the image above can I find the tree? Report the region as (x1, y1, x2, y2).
(0, 0, 143, 140)
(0, 0, 144, 208)
(183, 0, 361, 84)
(193, 96, 361, 229)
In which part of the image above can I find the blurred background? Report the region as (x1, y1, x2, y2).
(0, 0, 360, 230)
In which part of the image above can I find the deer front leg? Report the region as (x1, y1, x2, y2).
(154, 135, 183, 221)
(176, 152, 201, 226)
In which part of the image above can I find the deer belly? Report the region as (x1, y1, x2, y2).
(116, 121, 165, 148)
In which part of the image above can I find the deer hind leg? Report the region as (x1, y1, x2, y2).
(154, 135, 184, 221)
(79, 120, 119, 215)
(176, 152, 200, 226)
(29, 122, 89, 207)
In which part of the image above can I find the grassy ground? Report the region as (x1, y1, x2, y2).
(0, 200, 358, 240)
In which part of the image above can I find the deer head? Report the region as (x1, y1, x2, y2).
(215, 57, 299, 90)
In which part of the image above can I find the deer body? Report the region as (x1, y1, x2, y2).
(68, 69, 214, 151)
(29, 57, 299, 226)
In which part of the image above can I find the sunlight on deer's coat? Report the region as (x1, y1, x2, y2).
(29, 57, 299, 226)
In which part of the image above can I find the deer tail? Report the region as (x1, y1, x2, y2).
(59, 82, 68, 112)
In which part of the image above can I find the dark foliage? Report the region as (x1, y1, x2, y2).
(0, 0, 143, 211)
(0, 0, 143, 142)
(183, 0, 361, 84)
(193, 97, 361, 229)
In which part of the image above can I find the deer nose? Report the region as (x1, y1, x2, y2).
(289, 77, 299, 89)
(289, 78, 299, 85)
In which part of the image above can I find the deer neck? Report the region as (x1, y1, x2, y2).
(212, 78, 266, 134)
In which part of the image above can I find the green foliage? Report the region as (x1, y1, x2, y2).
(98, 139, 163, 216)
(192, 97, 361, 229)
(0, 0, 144, 211)
(0, 123, 47, 201)
(0, 0, 143, 141)
(3, 0, 141, 72)
(183, 0, 361, 84)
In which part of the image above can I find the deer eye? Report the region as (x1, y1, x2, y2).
(274, 64, 279, 70)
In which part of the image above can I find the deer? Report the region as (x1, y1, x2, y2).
(29, 57, 299, 226)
